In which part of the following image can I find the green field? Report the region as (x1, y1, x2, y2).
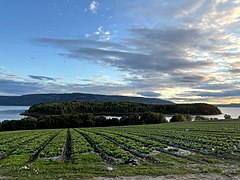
(0, 120, 240, 179)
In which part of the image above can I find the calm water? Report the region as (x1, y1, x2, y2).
(165, 107, 240, 121)
(204, 107, 240, 119)
(104, 107, 240, 121)
(0, 106, 239, 122)
(0, 106, 29, 121)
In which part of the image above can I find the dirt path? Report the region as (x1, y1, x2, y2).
(0, 173, 240, 179)
(92, 173, 240, 180)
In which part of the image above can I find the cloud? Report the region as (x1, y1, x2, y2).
(0, 69, 133, 96)
(0, 70, 58, 95)
(30, 0, 240, 103)
(0, 76, 124, 96)
(94, 26, 111, 41)
(33, 38, 127, 51)
(171, 74, 210, 83)
(177, 88, 240, 99)
(85, 33, 91, 38)
(194, 83, 237, 90)
(95, 26, 103, 35)
(29, 75, 56, 81)
(33, 21, 237, 101)
(231, 68, 240, 74)
(34, 27, 217, 101)
(35, 27, 213, 74)
(0, 67, 24, 82)
(80, 75, 122, 87)
(0, 79, 44, 95)
(230, 62, 240, 74)
(89, 1, 99, 13)
(197, 90, 240, 97)
(168, 97, 209, 102)
(137, 91, 161, 97)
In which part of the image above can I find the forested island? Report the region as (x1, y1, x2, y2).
(23, 101, 221, 116)
(0, 101, 221, 131)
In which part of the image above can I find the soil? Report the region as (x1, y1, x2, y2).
(92, 173, 240, 180)
(1, 171, 240, 179)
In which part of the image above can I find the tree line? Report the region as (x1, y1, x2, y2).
(0, 101, 222, 131)
(0, 112, 193, 131)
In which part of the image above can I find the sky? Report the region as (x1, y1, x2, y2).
(0, 0, 240, 104)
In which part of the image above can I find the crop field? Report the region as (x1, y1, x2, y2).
(0, 120, 240, 179)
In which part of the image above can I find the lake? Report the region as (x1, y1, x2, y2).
(105, 107, 240, 121)
(164, 107, 240, 121)
(0, 106, 29, 121)
(203, 107, 240, 119)
(0, 106, 239, 122)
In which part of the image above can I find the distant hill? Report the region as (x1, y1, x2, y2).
(0, 93, 173, 106)
(217, 104, 240, 107)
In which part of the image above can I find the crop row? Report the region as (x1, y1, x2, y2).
(84, 129, 207, 164)
(110, 125, 240, 158)
(78, 129, 134, 162)
(0, 131, 32, 145)
(87, 129, 158, 154)
(131, 132, 238, 159)
(39, 129, 67, 158)
(0, 130, 50, 156)
(120, 127, 240, 155)
(13, 130, 59, 155)
(152, 131, 240, 152)
(71, 129, 93, 154)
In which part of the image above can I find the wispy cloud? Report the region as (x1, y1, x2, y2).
(29, 75, 57, 81)
(0, 67, 130, 96)
(137, 91, 161, 97)
(197, 90, 240, 97)
(0, 79, 43, 95)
